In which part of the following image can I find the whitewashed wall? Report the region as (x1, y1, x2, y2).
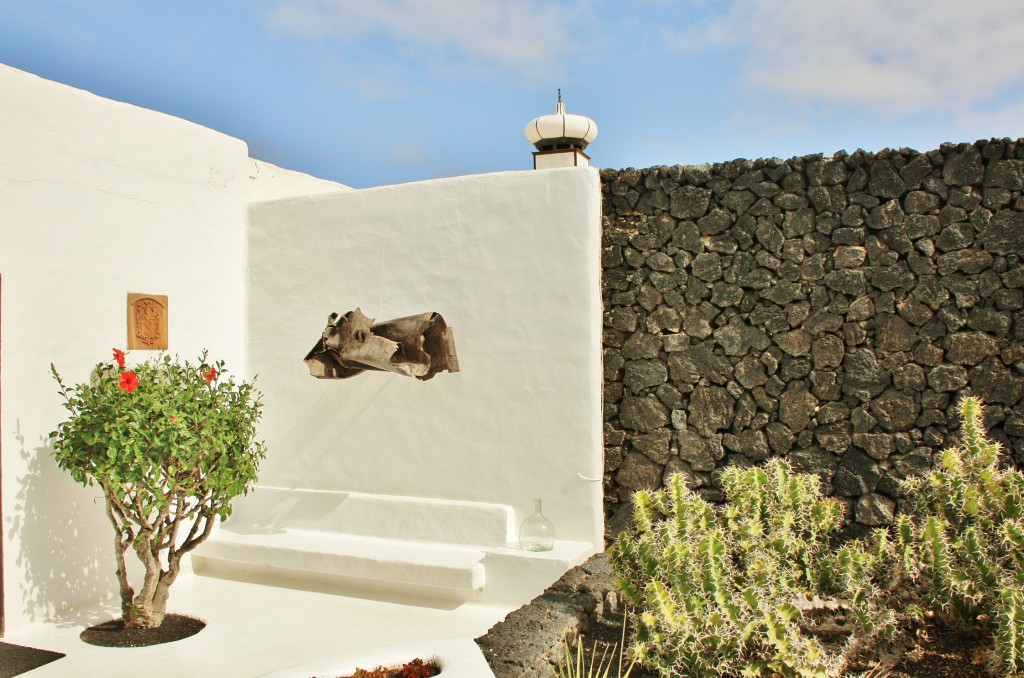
(246, 158, 351, 202)
(247, 168, 605, 547)
(0, 62, 600, 633)
(0, 65, 347, 633)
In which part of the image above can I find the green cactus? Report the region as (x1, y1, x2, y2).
(610, 460, 900, 677)
(901, 396, 1024, 676)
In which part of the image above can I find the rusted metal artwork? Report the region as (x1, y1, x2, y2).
(304, 308, 459, 381)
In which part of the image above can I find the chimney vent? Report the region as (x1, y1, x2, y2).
(524, 90, 598, 169)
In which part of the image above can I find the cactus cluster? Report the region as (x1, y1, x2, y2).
(611, 396, 1024, 677)
(899, 396, 1024, 676)
(610, 459, 901, 677)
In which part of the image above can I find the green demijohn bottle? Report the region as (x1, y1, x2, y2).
(519, 498, 554, 552)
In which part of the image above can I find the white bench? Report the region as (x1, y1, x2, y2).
(193, 487, 594, 604)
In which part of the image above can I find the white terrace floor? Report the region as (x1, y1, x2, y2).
(3, 571, 515, 677)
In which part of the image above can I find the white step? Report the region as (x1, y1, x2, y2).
(482, 540, 596, 603)
(194, 528, 487, 594)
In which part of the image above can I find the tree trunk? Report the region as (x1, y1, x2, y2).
(104, 493, 136, 620)
(121, 554, 183, 628)
(123, 575, 175, 629)
(119, 511, 204, 629)
(123, 533, 165, 628)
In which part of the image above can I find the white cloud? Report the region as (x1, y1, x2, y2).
(390, 142, 429, 166)
(957, 98, 1024, 140)
(268, 0, 579, 74)
(666, 0, 1024, 116)
(336, 64, 417, 100)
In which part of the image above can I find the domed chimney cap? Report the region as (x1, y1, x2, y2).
(524, 90, 598, 152)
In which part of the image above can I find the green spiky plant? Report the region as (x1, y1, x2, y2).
(610, 460, 904, 678)
(557, 609, 637, 678)
(899, 396, 1024, 676)
(557, 636, 636, 678)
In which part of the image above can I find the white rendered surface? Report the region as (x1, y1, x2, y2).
(535, 149, 592, 169)
(1, 572, 509, 677)
(220, 487, 515, 546)
(1, 62, 604, 663)
(245, 167, 605, 550)
(0, 63, 249, 631)
(196, 530, 489, 592)
(195, 487, 595, 603)
(246, 158, 351, 202)
(0, 64, 348, 632)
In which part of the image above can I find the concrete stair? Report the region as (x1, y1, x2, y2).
(192, 487, 595, 604)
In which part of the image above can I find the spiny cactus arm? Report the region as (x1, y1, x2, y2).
(900, 474, 927, 511)
(958, 396, 1001, 473)
(646, 580, 677, 622)
(893, 515, 920, 578)
(994, 585, 1024, 676)
(1002, 521, 1024, 570)
(699, 530, 731, 599)
(868, 527, 891, 565)
(833, 543, 875, 606)
(810, 497, 845, 537)
(615, 577, 643, 607)
(918, 516, 956, 600)
(611, 535, 647, 605)
(962, 526, 1001, 591)
(633, 489, 656, 534)
(667, 471, 689, 521)
(959, 396, 985, 444)
(722, 466, 766, 528)
(637, 540, 663, 581)
(1000, 475, 1024, 522)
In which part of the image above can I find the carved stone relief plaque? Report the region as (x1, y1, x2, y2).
(127, 293, 168, 350)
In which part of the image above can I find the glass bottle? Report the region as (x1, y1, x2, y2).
(519, 498, 554, 552)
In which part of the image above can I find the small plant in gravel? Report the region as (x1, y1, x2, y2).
(51, 349, 265, 629)
(351, 668, 388, 678)
(557, 608, 637, 678)
(610, 459, 905, 677)
(899, 396, 1024, 676)
(400, 659, 439, 678)
(340, 658, 440, 678)
(557, 636, 635, 678)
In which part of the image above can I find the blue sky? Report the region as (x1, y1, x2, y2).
(2, 1, 1023, 188)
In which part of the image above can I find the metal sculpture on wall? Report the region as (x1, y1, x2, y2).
(304, 309, 459, 381)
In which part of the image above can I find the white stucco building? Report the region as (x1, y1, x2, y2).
(0, 60, 604, 667)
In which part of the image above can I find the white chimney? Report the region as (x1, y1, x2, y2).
(524, 90, 598, 170)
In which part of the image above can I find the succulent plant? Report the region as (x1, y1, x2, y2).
(611, 459, 900, 677)
(901, 396, 1024, 676)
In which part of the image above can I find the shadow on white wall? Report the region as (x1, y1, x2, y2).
(9, 422, 113, 628)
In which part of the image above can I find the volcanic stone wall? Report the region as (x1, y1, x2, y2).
(601, 139, 1024, 533)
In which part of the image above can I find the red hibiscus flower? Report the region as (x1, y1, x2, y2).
(119, 371, 139, 393)
(113, 348, 126, 368)
(204, 367, 217, 383)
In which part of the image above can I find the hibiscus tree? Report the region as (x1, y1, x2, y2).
(50, 350, 266, 628)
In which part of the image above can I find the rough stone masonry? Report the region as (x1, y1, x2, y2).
(601, 139, 1024, 537)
